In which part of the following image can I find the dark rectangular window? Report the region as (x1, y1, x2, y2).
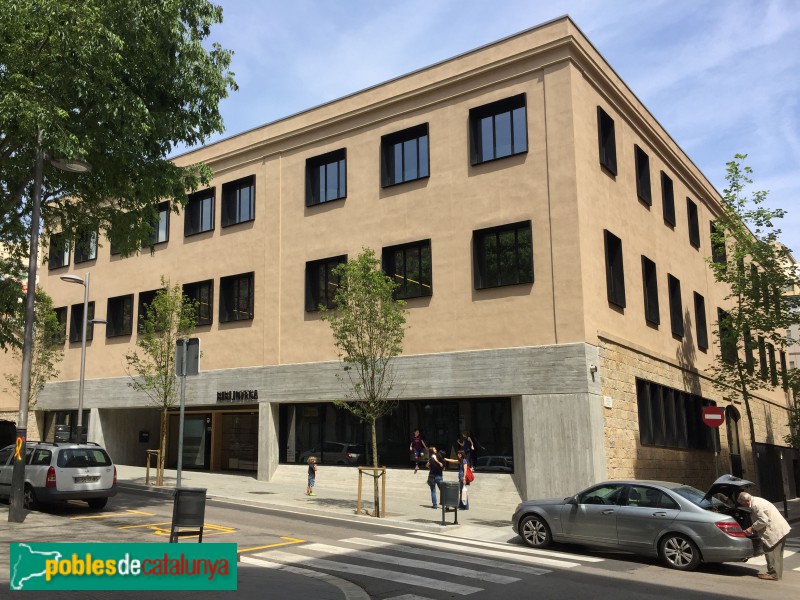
(636, 378, 715, 450)
(780, 350, 788, 389)
(768, 343, 778, 386)
(74, 230, 97, 263)
(185, 188, 215, 236)
(149, 201, 170, 245)
(603, 230, 625, 308)
(758, 336, 768, 380)
(106, 294, 133, 338)
(687, 197, 700, 248)
(220, 272, 254, 322)
(306, 256, 346, 312)
(221, 176, 255, 227)
(661, 171, 676, 226)
(183, 280, 214, 326)
(641, 255, 659, 325)
(668, 274, 683, 338)
(597, 107, 617, 175)
(711, 221, 727, 265)
(48, 233, 70, 269)
(718, 308, 738, 364)
(306, 149, 346, 206)
(469, 94, 527, 165)
(382, 240, 432, 299)
(473, 221, 533, 290)
(693, 292, 708, 351)
(381, 124, 429, 187)
(137, 289, 160, 333)
(634, 145, 651, 205)
(69, 301, 95, 343)
(743, 325, 754, 373)
(52, 306, 68, 344)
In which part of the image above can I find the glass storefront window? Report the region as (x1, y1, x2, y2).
(278, 398, 513, 472)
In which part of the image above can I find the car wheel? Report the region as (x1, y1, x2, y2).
(87, 498, 108, 510)
(23, 484, 38, 511)
(659, 533, 701, 570)
(519, 514, 552, 548)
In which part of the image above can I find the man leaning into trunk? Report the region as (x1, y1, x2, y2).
(737, 491, 791, 581)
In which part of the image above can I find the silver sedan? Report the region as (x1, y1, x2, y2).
(511, 476, 759, 570)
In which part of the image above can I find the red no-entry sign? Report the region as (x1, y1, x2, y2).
(701, 406, 725, 428)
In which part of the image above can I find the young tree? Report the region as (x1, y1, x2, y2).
(125, 278, 197, 486)
(0, 0, 237, 345)
(708, 154, 799, 465)
(3, 290, 64, 409)
(322, 248, 407, 516)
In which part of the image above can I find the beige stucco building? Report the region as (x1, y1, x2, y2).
(25, 17, 798, 500)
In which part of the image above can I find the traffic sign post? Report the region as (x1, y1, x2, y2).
(175, 338, 200, 488)
(702, 406, 725, 479)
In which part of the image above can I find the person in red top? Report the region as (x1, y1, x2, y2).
(409, 429, 428, 474)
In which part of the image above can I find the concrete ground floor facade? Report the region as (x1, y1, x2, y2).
(31, 341, 798, 501)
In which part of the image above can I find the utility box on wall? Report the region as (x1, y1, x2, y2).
(139, 430, 150, 443)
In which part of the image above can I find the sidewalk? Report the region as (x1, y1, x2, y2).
(116, 464, 522, 542)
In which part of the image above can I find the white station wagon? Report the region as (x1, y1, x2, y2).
(0, 441, 118, 510)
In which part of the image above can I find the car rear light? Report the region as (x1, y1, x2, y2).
(113, 466, 117, 486)
(46, 466, 56, 488)
(715, 521, 746, 537)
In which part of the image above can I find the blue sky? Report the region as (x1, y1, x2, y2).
(198, 0, 800, 255)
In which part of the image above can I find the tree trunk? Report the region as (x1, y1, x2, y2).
(371, 418, 380, 517)
(737, 363, 759, 487)
(158, 407, 167, 487)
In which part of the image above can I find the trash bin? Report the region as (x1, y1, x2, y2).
(440, 481, 460, 525)
(169, 487, 207, 543)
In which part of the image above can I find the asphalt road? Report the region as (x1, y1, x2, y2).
(10, 488, 800, 599)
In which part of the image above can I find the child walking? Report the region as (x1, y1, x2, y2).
(306, 456, 317, 496)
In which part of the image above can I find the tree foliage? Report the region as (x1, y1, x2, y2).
(785, 368, 800, 449)
(3, 289, 63, 409)
(708, 154, 799, 450)
(0, 0, 236, 347)
(125, 277, 197, 485)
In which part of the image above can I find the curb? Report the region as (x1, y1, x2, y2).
(118, 481, 459, 534)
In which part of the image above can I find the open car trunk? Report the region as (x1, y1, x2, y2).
(701, 474, 763, 556)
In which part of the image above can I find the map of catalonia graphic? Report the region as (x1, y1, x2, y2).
(10, 544, 63, 590)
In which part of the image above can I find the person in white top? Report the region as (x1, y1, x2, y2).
(738, 491, 791, 581)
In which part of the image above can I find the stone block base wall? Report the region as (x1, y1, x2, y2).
(0, 410, 42, 443)
(597, 335, 792, 492)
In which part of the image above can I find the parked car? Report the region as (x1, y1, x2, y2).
(0, 441, 118, 510)
(512, 475, 760, 571)
(475, 456, 513, 472)
(299, 442, 364, 465)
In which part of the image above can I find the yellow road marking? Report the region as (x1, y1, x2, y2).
(71, 509, 156, 520)
(238, 537, 305, 553)
(118, 521, 172, 529)
(117, 522, 237, 539)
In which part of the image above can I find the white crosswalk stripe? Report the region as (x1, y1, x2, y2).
(253, 549, 484, 595)
(342, 537, 551, 575)
(301, 542, 520, 584)
(404, 531, 606, 562)
(378, 533, 583, 568)
(746, 549, 796, 566)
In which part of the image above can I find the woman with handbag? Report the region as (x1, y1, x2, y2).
(444, 450, 471, 510)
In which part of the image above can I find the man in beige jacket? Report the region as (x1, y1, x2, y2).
(738, 491, 792, 581)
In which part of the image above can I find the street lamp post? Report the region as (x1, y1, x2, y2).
(60, 273, 106, 443)
(8, 132, 92, 522)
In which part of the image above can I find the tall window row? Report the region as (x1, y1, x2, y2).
(597, 106, 713, 252)
(305, 221, 534, 312)
(636, 378, 717, 451)
(51, 273, 255, 344)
